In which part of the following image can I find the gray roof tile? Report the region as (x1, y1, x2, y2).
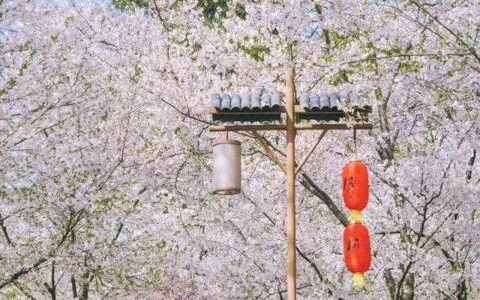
(251, 94, 261, 110)
(319, 93, 329, 110)
(221, 94, 231, 111)
(329, 92, 340, 110)
(212, 89, 284, 111)
(231, 94, 241, 111)
(211, 90, 371, 121)
(271, 91, 281, 108)
(310, 94, 320, 110)
(240, 93, 250, 111)
(212, 94, 222, 110)
(299, 91, 371, 111)
(299, 93, 309, 107)
(261, 92, 270, 110)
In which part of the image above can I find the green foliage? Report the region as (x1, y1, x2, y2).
(450, 261, 463, 273)
(381, 45, 402, 56)
(0, 187, 7, 198)
(197, 0, 228, 25)
(108, 85, 119, 96)
(192, 1, 247, 25)
(174, 126, 187, 140)
(64, 15, 75, 26)
(393, 147, 406, 158)
(150, 266, 163, 280)
(375, 87, 384, 101)
(323, 29, 353, 50)
(322, 54, 333, 63)
(285, 40, 298, 58)
(0, 77, 17, 97)
(398, 61, 422, 73)
(238, 43, 270, 62)
(113, 0, 149, 9)
(100, 197, 114, 211)
(329, 69, 353, 86)
(191, 42, 202, 56)
(170, 0, 186, 10)
(363, 44, 425, 75)
(0, 285, 19, 300)
(19, 62, 28, 76)
(131, 65, 142, 83)
(235, 3, 247, 20)
(174, 126, 207, 169)
(19, 185, 37, 198)
(51, 34, 59, 43)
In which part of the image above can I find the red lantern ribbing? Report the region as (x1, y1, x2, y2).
(342, 159, 369, 222)
(343, 223, 371, 287)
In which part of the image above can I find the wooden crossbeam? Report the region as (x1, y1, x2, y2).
(210, 124, 287, 131)
(295, 123, 373, 130)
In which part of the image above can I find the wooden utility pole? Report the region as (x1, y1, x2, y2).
(285, 68, 297, 299)
(209, 67, 372, 299)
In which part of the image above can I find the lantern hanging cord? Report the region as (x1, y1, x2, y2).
(353, 129, 358, 159)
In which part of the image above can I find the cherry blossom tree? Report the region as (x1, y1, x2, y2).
(1, 0, 478, 299)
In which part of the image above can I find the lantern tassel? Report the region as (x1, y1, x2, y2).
(349, 210, 363, 223)
(353, 273, 366, 288)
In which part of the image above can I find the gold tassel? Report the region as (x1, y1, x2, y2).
(349, 210, 363, 223)
(353, 273, 366, 288)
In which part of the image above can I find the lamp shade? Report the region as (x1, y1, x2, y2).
(213, 138, 241, 195)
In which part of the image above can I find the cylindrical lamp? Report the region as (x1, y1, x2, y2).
(212, 138, 241, 195)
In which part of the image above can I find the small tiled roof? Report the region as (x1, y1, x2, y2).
(212, 90, 283, 111)
(212, 91, 370, 112)
(211, 90, 371, 123)
(299, 91, 370, 111)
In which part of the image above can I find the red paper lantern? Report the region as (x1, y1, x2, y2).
(343, 223, 371, 287)
(342, 159, 369, 212)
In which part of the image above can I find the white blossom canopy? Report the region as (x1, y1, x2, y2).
(0, 0, 479, 299)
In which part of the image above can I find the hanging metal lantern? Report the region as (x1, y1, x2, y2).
(212, 138, 241, 195)
(342, 159, 369, 222)
(343, 223, 371, 288)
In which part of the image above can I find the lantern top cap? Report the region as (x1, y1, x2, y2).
(212, 138, 241, 146)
